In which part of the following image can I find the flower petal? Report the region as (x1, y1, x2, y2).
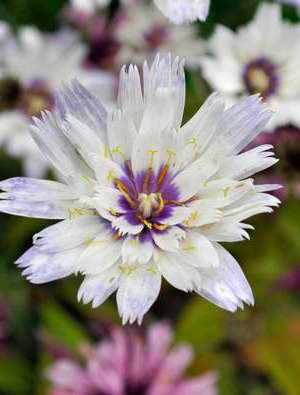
(78, 265, 120, 308)
(111, 214, 144, 236)
(197, 243, 254, 312)
(174, 154, 219, 201)
(155, 250, 202, 292)
(179, 231, 219, 268)
(107, 109, 138, 164)
(217, 145, 278, 180)
(154, 0, 210, 24)
(174, 372, 218, 395)
(16, 245, 84, 284)
(31, 111, 92, 186)
(77, 233, 122, 275)
(55, 79, 107, 143)
(209, 95, 273, 157)
(152, 226, 186, 252)
(117, 265, 161, 324)
(63, 115, 106, 172)
(146, 323, 173, 372)
(0, 177, 77, 201)
(33, 215, 104, 253)
(93, 186, 126, 215)
(0, 198, 71, 219)
(121, 236, 154, 264)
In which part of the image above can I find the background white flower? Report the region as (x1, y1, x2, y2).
(201, 3, 300, 130)
(70, 0, 110, 13)
(0, 54, 279, 325)
(116, 1, 204, 66)
(279, 0, 300, 9)
(154, 0, 211, 24)
(0, 25, 114, 177)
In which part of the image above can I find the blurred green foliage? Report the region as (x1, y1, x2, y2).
(0, 1, 300, 395)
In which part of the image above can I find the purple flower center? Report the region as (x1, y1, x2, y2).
(243, 57, 279, 99)
(111, 161, 181, 238)
(144, 25, 169, 49)
(0, 77, 54, 117)
(86, 34, 121, 70)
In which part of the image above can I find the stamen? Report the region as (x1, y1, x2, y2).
(104, 145, 110, 158)
(186, 137, 198, 149)
(152, 193, 164, 216)
(115, 179, 137, 208)
(143, 219, 153, 229)
(157, 150, 176, 187)
(112, 231, 123, 240)
(157, 163, 169, 186)
(111, 145, 125, 160)
(148, 150, 158, 167)
(143, 167, 154, 193)
(153, 223, 168, 231)
(164, 199, 185, 206)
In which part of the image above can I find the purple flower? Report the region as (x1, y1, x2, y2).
(47, 322, 217, 395)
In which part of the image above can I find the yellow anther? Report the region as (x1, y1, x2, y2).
(104, 145, 110, 158)
(166, 148, 176, 165)
(119, 264, 137, 275)
(184, 210, 200, 227)
(80, 175, 93, 184)
(111, 145, 125, 159)
(128, 238, 139, 246)
(182, 243, 196, 251)
(68, 208, 90, 219)
(222, 186, 231, 197)
(191, 211, 199, 220)
(84, 239, 106, 247)
(186, 137, 198, 148)
(148, 149, 158, 167)
(146, 265, 158, 274)
(109, 207, 118, 216)
(106, 170, 117, 182)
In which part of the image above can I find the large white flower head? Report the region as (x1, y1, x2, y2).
(154, 0, 210, 24)
(116, 1, 204, 66)
(0, 25, 114, 177)
(0, 54, 280, 325)
(201, 3, 300, 130)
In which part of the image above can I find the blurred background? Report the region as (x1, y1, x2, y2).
(0, 0, 300, 394)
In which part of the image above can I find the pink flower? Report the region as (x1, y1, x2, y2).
(47, 323, 217, 395)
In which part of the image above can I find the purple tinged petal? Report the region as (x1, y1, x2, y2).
(0, 199, 70, 219)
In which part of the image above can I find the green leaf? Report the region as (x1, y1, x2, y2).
(0, 356, 31, 394)
(41, 301, 90, 352)
(247, 307, 300, 395)
(176, 297, 227, 352)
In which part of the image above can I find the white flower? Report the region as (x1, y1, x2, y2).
(154, 0, 210, 24)
(116, 1, 204, 66)
(201, 3, 300, 130)
(70, 0, 110, 13)
(0, 25, 114, 177)
(0, 54, 280, 325)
